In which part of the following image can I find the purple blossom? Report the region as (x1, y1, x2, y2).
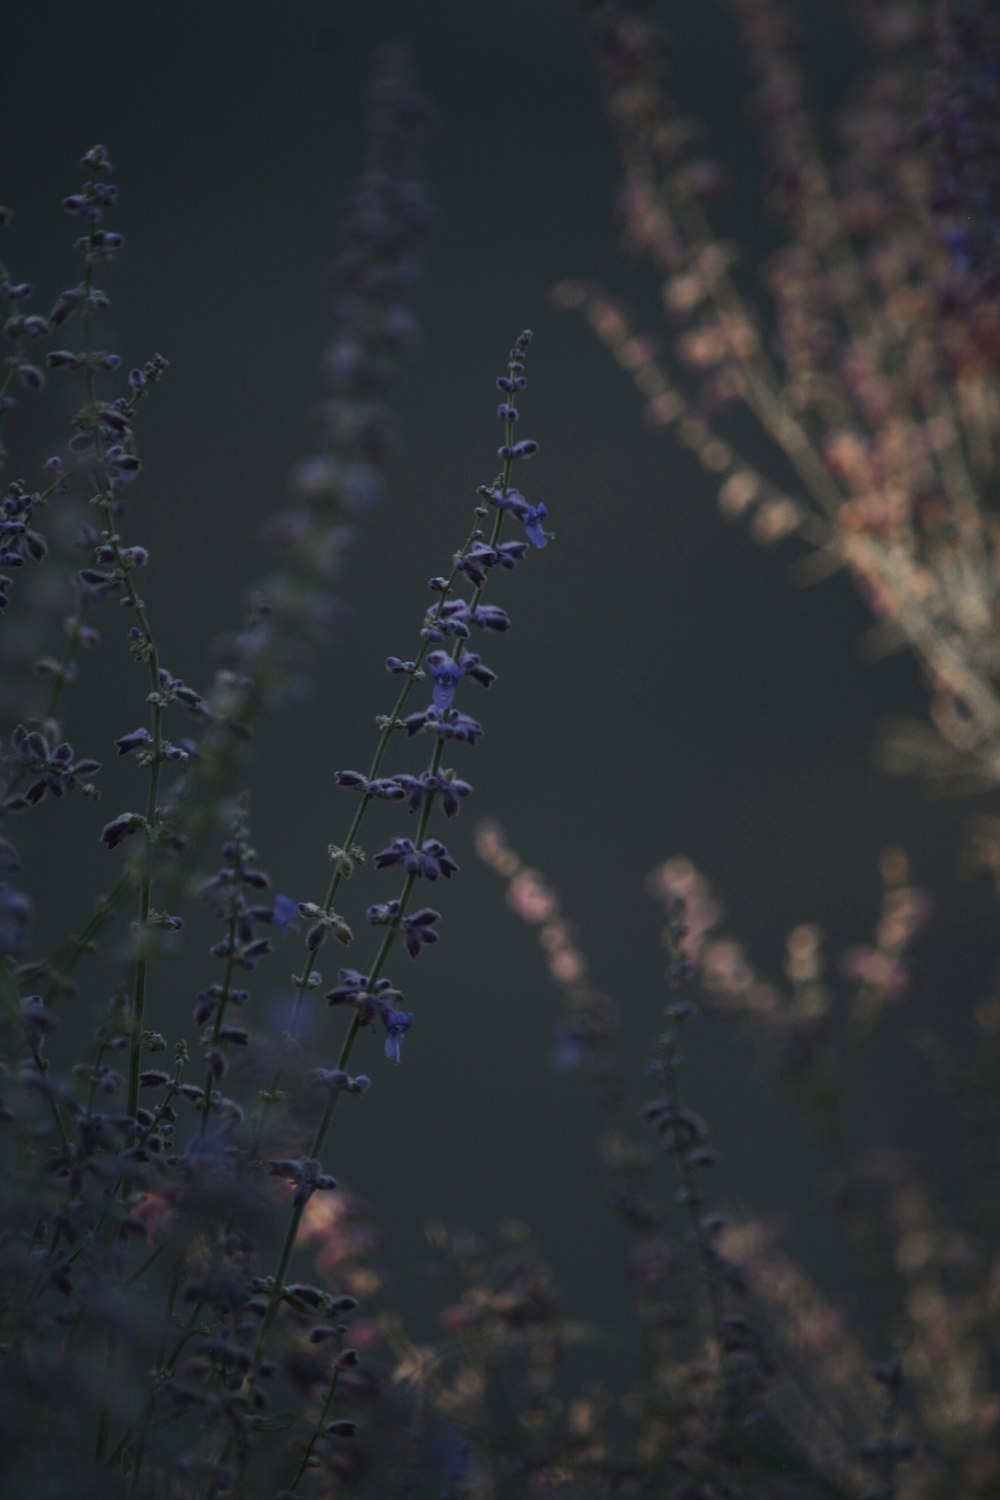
(428, 651, 465, 711)
(273, 893, 300, 935)
(401, 907, 441, 958)
(421, 597, 471, 641)
(334, 768, 407, 799)
(455, 650, 495, 688)
(267, 1156, 338, 1207)
(454, 537, 528, 585)
(334, 768, 369, 790)
(497, 437, 539, 460)
(326, 967, 370, 1006)
(424, 647, 495, 708)
(373, 836, 458, 880)
(0, 480, 48, 585)
(402, 706, 484, 744)
(367, 898, 402, 925)
(365, 900, 440, 956)
(388, 769, 473, 817)
(523, 502, 554, 548)
(115, 727, 151, 756)
(470, 603, 510, 632)
(483, 485, 553, 548)
(385, 654, 421, 675)
(325, 968, 402, 1017)
(422, 598, 510, 640)
(14, 362, 44, 391)
(384, 1009, 414, 1064)
(2, 724, 101, 810)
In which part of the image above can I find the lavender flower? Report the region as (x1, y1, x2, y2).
(383, 1009, 414, 1064)
(372, 835, 458, 880)
(428, 650, 465, 710)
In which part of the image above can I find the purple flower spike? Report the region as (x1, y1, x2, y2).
(384, 1009, 414, 1064)
(428, 650, 464, 711)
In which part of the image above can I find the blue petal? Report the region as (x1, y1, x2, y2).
(431, 657, 463, 711)
(524, 503, 552, 549)
(274, 893, 301, 936)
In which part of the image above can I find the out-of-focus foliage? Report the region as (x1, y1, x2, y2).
(562, 0, 1000, 794)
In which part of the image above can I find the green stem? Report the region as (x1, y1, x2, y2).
(287, 1347, 345, 1494)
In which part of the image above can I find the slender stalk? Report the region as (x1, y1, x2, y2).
(236, 339, 533, 1436)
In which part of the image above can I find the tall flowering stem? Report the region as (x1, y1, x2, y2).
(12, 146, 183, 1126)
(65, 158, 177, 1125)
(241, 330, 552, 1414)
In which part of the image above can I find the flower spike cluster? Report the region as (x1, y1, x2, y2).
(322, 328, 550, 1070)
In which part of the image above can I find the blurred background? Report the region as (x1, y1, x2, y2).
(2, 0, 992, 1394)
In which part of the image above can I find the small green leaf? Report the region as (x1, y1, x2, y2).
(252, 1410, 296, 1432)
